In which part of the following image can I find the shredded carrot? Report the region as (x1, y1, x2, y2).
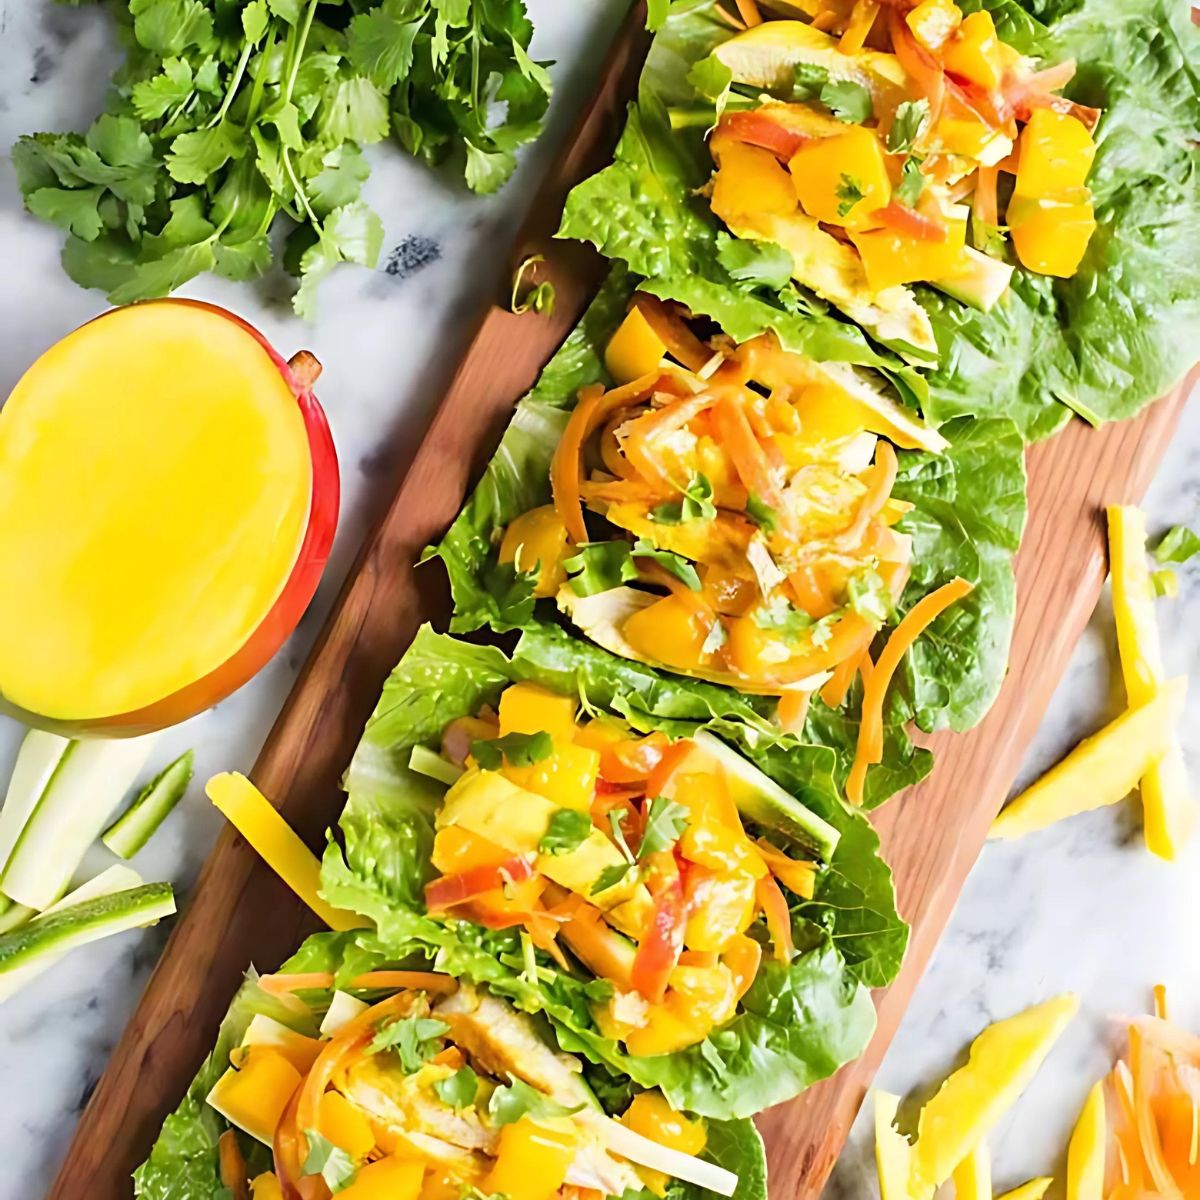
(772, 612, 877, 687)
(258, 972, 334, 996)
(847, 577, 974, 805)
(218, 1130, 250, 1200)
(974, 165, 999, 229)
(632, 295, 712, 373)
(756, 875, 795, 964)
(619, 390, 721, 491)
(551, 376, 660, 543)
(776, 689, 811, 733)
(820, 652, 861, 709)
(735, 0, 763, 25)
(1130, 1025, 1184, 1196)
(713, 391, 783, 508)
(838, 0, 879, 53)
(840, 440, 898, 550)
(350, 971, 457, 994)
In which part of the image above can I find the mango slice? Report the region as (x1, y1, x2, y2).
(1065, 1080, 1105, 1200)
(989, 677, 1186, 840)
(605, 307, 667, 384)
(911, 994, 1079, 1191)
(951, 1141, 992, 1200)
(996, 1180, 1053, 1200)
(1107, 505, 1195, 860)
(873, 1092, 921, 1200)
(0, 301, 313, 721)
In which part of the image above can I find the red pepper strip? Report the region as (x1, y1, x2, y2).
(424, 856, 536, 913)
(873, 201, 948, 242)
(716, 110, 812, 163)
(889, 10, 945, 123)
(631, 854, 687, 1003)
(756, 875, 795, 965)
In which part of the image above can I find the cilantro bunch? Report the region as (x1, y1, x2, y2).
(14, 0, 551, 317)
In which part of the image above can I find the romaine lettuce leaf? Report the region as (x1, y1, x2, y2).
(560, 0, 1200, 441)
(319, 626, 904, 1119)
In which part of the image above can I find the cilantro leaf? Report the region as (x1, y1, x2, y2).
(746, 493, 779, 532)
(433, 1065, 480, 1110)
(302, 1130, 359, 1193)
(487, 1076, 584, 1127)
(1153, 525, 1200, 564)
(607, 809, 637, 864)
(347, 2, 424, 90)
(539, 809, 593, 856)
(895, 156, 926, 208)
(368, 1015, 450, 1071)
(25, 187, 106, 240)
(630, 539, 702, 590)
(651, 472, 719, 525)
(822, 79, 873, 124)
(638, 796, 689, 859)
(836, 174, 866, 218)
(716, 231, 794, 291)
(754, 597, 814, 641)
(847, 568, 895, 628)
(563, 542, 639, 596)
(590, 863, 634, 895)
(793, 63, 830, 101)
(471, 731, 554, 771)
(887, 100, 929, 155)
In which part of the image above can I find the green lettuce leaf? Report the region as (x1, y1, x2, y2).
(319, 627, 904, 1119)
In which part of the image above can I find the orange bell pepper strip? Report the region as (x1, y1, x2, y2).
(775, 689, 811, 734)
(839, 440, 899, 550)
(631, 294, 713, 373)
(551, 375, 662, 544)
(646, 739, 696, 799)
(819, 650, 863, 710)
(847, 576, 974, 805)
(619, 391, 721, 492)
(889, 10, 946, 121)
(272, 1084, 307, 1200)
(755, 875, 794, 964)
(630, 854, 687, 1003)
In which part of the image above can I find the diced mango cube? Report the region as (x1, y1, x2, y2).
(906, 0, 962, 51)
(240, 1015, 323, 1075)
(622, 1092, 707, 1194)
(503, 740, 601, 811)
(250, 1174, 285, 1200)
(500, 505, 573, 599)
(1014, 108, 1096, 197)
(683, 865, 757, 951)
(1008, 190, 1095, 277)
(432, 825, 512, 874)
(851, 210, 967, 292)
(498, 682, 578, 742)
(711, 141, 799, 223)
(320, 1089, 375, 1159)
(485, 1119, 578, 1200)
(340, 1156, 425, 1200)
(942, 10, 1004, 91)
(605, 307, 667, 384)
(206, 1049, 302, 1145)
(788, 127, 892, 230)
(623, 593, 715, 672)
(625, 1001, 708, 1058)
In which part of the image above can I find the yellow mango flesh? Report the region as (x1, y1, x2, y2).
(622, 1090, 707, 1192)
(989, 679, 1186, 840)
(1015, 109, 1096, 198)
(906, 0, 962, 51)
(485, 1119, 577, 1200)
(251, 1174, 285, 1200)
(873, 1091, 920, 1200)
(942, 11, 1004, 90)
(605, 307, 667, 384)
(0, 302, 311, 721)
(340, 1156, 425, 1200)
(951, 1141, 992, 1200)
(498, 682, 579, 742)
(712, 142, 799, 221)
(788, 127, 891, 229)
(911, 994, 1079, 1191)
(623, 593, 714, 671)
(852, 212, 967, 292)
(996, 1181, 1053, 1200)
(1106, 506, 1194, 860)
(1065, 1081, 1105, 1200)
(1008, 192, 1095, 277)
(503, 740, 601, 811)
(206, 1049, 302, 1145)
(320, 1090, 376, 1159)
(500, 506, 573, 598)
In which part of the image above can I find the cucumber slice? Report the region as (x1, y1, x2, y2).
(409, 745, 464, 787)
(0, 880, 173, 1002)
(102, 749, 194, 859)
(690, 731, 841, 861)
(0, 730, 70, 872)
(0, 733, 159, 910)
(0, 896, 34, 935)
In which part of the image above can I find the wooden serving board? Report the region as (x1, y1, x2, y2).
(50, 5, 1194, 1196)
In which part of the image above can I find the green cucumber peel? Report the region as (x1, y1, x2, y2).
(103, 749, 195, 859)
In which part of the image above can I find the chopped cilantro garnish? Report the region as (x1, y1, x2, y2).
(638, 796, 689, 859)
(887, 100, 930, 155)
(368, 1015, 449, 1072)
(433, 1066, 480, 1111)
(471, 731, 554, 771)
(822, 79, 873, 124)
(836, 173, 866, 218)
(538, 809, 593, 856)
(896, 156, 926, 208)
(652, 472, 718, 524)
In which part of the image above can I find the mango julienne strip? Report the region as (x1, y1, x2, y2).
(206, 772, 363, 932)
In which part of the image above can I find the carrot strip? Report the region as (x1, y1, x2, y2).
(840, 441, 898, 549)
(632, 295, 712, 373)
(756, 875, 795, 964)
(776, 689, 811, 733)
(847, 577, 974, 805)
(551, 376, 660, 543)
(974, 165, 999, 229)
(259, 972, 334, 996)
(619, 390, 721, 491)
(735, 0, 763, 25)
(820, 652, 861, 709)
(839, 0, 879, 53)
(219, 1130, 251, 1200)
(350, 971, 457, 994)
(713, 391, 783, 508)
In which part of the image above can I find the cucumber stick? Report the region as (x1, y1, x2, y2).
(0, 865, 142, 1001)
(103, 749, 194, 859)
(0, 732, 159, 910)
(0, 897, 34, 935)
(0, 730, 70, 871)
(0, 879, 174, 1003)
(409, 745, 464, 787)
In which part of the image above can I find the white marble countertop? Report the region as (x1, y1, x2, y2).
(0, 3, 1195, 1196)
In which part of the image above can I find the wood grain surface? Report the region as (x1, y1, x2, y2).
(48, 2, 1193, 1194)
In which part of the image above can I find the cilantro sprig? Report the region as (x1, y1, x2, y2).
(368, 1014, 449, 1072)
(471, 731, 554, 770)
(15, 0, 552, 316)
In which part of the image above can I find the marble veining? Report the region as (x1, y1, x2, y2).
(0, 3, 1195, 1196)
